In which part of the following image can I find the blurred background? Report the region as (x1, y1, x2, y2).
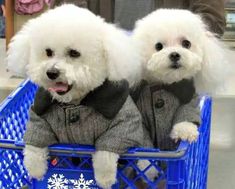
(0, 1, 235, 188)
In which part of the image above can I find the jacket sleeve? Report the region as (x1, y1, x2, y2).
(173, 94, 201, 127)
(189, 0, 226, 36)
(95, 96, 145, 154)
(23, 108, 58, 148)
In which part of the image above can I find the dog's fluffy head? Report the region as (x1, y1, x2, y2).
(7, 5, 141, 102)
(133, 9, 228, 93)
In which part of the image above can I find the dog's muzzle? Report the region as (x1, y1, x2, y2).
(46, 68, 73, 95)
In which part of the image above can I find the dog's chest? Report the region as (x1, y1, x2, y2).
(138, 87, 180, 127)
(48, 104, 110, 145)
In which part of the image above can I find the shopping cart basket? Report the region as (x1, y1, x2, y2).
(0, 79, 212, 189)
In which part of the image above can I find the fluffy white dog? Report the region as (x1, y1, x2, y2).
(133, 9, 228, 92)
(132, 9, 229, 181)
(7, 5, 143, 189)
(133, 9, 228, 144)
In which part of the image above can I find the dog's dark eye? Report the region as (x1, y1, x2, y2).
(68, 49, 81, 58)
(155, 42, 163, 51)
(45, 48, 54, 57)
(182, 40, 191, 49)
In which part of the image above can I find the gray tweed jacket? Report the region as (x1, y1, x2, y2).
(24, 80, 146, 154)
(132, 79, 201, 150)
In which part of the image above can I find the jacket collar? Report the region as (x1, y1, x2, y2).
(33, 79, 129, 119)
(131, 79, 195, 104)
(80, 79, 129, 119)
(150, 79, 195, 104)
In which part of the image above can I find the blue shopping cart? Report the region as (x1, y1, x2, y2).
(0, 79, 212, 189)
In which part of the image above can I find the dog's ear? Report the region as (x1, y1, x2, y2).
(102, 26, 142, 86)
(6, 19, 35, 77)
(194, 31, 230, 94)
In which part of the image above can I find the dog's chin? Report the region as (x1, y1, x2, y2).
(146, 57, 202, 84)
(147, 67, 199, 84)
(49, 90, 73, 103)
(45, 81, 72, 102)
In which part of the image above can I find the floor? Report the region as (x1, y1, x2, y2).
(209, 97, 235, 189)
(0, 39, 235, 188)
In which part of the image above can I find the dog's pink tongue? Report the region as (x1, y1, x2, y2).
(48, 83, 69, 92)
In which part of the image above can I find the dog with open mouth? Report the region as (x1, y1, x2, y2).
(7, 5, 145, 188)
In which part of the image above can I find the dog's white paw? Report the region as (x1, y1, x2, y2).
(137, 160, 159, 181)
(23, 145, 48, 179)
(170, 122, 199, 143)
(92, 151, 119, 189)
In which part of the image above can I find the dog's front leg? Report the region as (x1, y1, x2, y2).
(92, 151, 119, 189)
(170, 121, 199, 143)
(23, 145, 49, 179)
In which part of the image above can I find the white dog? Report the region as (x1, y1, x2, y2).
(133, 9, 229, 93)
(133, 9, 228, 145)
(7, 5, 143, 189)
(132, 9, 229, 180)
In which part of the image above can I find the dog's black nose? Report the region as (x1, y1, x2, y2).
(46, 68, 60, 80)
(169, 52, 181, 62)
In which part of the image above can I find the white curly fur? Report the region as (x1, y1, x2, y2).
(23, 145, 48, 179)
(7, 4, 141, 102)
(92, 151, 119, 189)
(170, 122, 199, 143)
(7, 5, 141, 187)
(133, 9, 230, 94)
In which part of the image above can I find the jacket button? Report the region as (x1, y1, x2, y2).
(70, 114, 80, 123)
(155, 99, 165, 109)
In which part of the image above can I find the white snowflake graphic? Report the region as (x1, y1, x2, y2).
(71, 173, 94, 189)
(48, 174, 69, 189)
